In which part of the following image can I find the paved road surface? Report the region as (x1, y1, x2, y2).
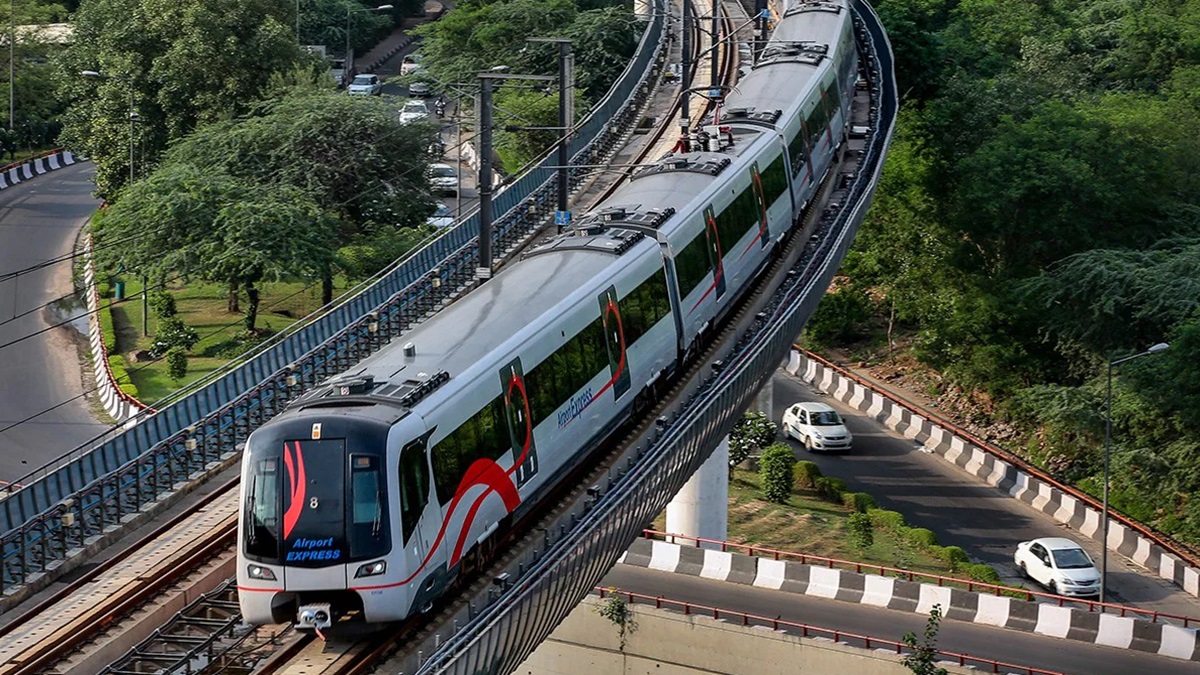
(768, 370, 1200, 619)
(603, 565, 1188, 675)
(0, 163, 107, 483)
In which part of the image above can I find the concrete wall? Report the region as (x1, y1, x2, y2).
(516, 597, 974, 675)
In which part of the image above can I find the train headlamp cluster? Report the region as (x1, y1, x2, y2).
(355, 560, 387, 578)
(247, 564, 276, 581)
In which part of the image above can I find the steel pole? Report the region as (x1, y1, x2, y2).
(345, 10, 351, 68)
(556, 42, 570, 221)
(477, 76, 494, 281)
(9, 0, 13, 131)
(1101, 360, 1111, 604)
(710, 5, 718, 90)
(679, 0, 691, 150)
(128, 84, 134, 184)
(455, 101, 463, 221)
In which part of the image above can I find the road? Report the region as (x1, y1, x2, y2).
(601, 565, 1189, 675)
(768, 369, 1200, 618)
(0, 162, 108, 483)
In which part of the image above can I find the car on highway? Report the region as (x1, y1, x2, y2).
(426, 202, 454, 227)
(427, 163, 458, 196)
(782, 401, 852, 451)
(1014, 537, 1101, 598)
(347, 74, 382, 96)
(399, 100, 430, 124)
(401, 53, 425, 76)
(409, 81, 432, 97)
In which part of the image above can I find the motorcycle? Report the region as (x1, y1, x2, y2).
(434, 98, 447, 118)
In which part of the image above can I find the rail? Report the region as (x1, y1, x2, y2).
(642, 530, 1200, 627)
(797, 348, 1200, 575)
(595, 588, 1067, 675)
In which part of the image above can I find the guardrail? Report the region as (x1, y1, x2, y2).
(407, 2, 900, 671)
(595, 588, 1067, 675)
(642, 530, 1200, 627)
(0, 0, 668, 596)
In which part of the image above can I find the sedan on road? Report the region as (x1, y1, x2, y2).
(1014, 537, 1101, 598)
(399, 100, 430, 125)
(427, 163, 458, 196)
(348, 74, 382, 96)
(782, 401, 853, 452)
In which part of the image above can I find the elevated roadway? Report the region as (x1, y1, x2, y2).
(0, 163, 106, 482)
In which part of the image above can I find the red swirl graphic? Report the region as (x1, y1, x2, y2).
(282, 441, 306, 540)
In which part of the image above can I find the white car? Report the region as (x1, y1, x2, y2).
(1014, 537, 1101, 598)
(399, 100, 430, 125)
(347, 74, 382, 96)
(426, 202, 453, 227)
(401, 53, 425, 76)
(782, 401, 852, 451)
(427, 163, 458, 195)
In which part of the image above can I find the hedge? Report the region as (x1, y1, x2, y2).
(867, 508, 905, 530)
(904, 527, 938, 548)
(107, 354, 139, 399)
(814, 476, 847, 503)
(794, 460, 822, 489)
(842, 491, 877, 513)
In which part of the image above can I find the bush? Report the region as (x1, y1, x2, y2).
(759, 443, 797, 503)
(802, 284, 874, 348)
(107, 355, 139, 399)
(149, 290, 177, 318)
(937, 545, 969, 568)
(814, 476, 847, 503)
(848, 512, 874, 549)
(793, 460, 822, 489)
(842, 491, 877, 513)
(962, 563, 1001, 584)
(868, 509, 905, 531)
(905, 527, 938, 548)
(98, 304, 117, 352)
(149, 316, 200, 357)
(730, 410, 777, 468)
(166, 346, 188, 381)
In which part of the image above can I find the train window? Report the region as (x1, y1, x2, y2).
(761, 155, 789, 206)
(245, 457, 280, 560)
(824, 85, 841, 124)
(806, 101, 827, 149)
(621, 267, 673, 345)
(350, 454, 390, 558)
(397, 442, 429, 544)
(674, 231, 710, 296)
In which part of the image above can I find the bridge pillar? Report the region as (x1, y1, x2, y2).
(666, 437, 728, 549)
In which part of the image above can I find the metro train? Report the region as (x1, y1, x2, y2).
(237, 0, 860, 629)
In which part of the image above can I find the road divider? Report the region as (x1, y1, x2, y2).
(0, 149, 81, 190)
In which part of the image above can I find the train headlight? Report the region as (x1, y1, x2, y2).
(247, 564, 276, 581)
(355, 560, 387, 578)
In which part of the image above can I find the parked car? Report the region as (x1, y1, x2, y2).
(427, 163, 458, 196)
(426, 202, 454, 227)
(1014, 538, 1101, 598)
(782, 401, 853, 451)
(347, 74, 382, 96)
(409, 81, 432, 97)
(399, 100, 430, 125)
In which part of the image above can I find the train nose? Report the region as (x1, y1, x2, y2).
(297, 603, 333, 630)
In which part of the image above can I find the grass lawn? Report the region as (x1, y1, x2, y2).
(653, 468, 954, 577)
(108, 276, 350, 405)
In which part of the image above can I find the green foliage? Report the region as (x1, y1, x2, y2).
(936, 545, 969, 569)
(492, 87, 565, 175)
(905, 527, 938, 548)
(729, 410, 778, 469)
(848, 512, 873, 550)
(758, 443, 796, 504)
(98, 298, 117, 352)
(564, 7, 643, 101)
(150, 316, 200, 357)
(165, 346, 188, 381)
(868, 508, 905, 531)
(107, 355, 139, 399)
(902, 604, 948, 675)
(814, 476, 847, 503)
(595, 589, 637, 652)
(961, 563, 1001, 584)
(793, 460, 822, 489)
(298, 0, 394, 55)
(841, 491, 877, 513)
(803, 284, 874, 349)
(149, 290, 177, 319)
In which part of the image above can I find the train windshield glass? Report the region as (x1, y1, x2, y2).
(245, 457, 280, 559)
(349, 454, 390, 558)
(280, 439, 350, 566)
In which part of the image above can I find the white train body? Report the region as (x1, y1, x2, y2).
(237, 0, 859, 627)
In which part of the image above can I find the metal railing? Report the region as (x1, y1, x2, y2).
(595, 588, 1067, 675)
(0, 3, 668, 594)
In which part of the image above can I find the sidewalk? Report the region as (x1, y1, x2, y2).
(356, 0, 449, 76)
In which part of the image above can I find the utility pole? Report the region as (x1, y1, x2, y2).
(9, 0, 13, 132)
(757, 0, 768, 54)
(529, 38, 574, 231)
(477, 75, 494, 282)
(680, 0, 691, 152)
(711, 5, 719, 91)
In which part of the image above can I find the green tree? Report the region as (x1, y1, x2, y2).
(902, 605, 948, 675)
(728, 410, 776, 470)
(165, 345, 188, 381)
(564, 7, 642, 102)
(848, 512, 873, 550)
(758, 443, 796, 504)
(300, 0, 394, 55)
(56, 0, 310, 198)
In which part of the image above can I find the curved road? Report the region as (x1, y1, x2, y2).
(602, 565, 1190, 675)
(0, 163, 107, 483)
(767, 369, 1200, 618)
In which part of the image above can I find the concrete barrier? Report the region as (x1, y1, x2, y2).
(621, 538, 1200, 661)
(786, 349, 1200, 601)
(0, 150, 80, 191)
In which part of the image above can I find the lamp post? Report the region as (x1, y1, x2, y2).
(1100, 341, 1169, 603)
(9, 0, 13, 132)
(346, 4, 393, 69)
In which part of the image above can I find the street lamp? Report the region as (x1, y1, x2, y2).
(1100, 341, 1169, 603)
(346, 4, 393, 69)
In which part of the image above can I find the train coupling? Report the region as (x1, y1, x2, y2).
(297, 603, 333, 630)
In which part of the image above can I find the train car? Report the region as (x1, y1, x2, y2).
(237, 0, 859, 629)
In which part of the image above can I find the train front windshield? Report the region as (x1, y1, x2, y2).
(244, 439, 390, 565)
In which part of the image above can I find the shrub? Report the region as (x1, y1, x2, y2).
(814, 476, 847, 503)
(149, 290, 177, 318)
(759, 443, 797, 504)
(905, 527, 938, 548)
(98, 304, 117, 352)
(793, 460, 822, 489)
(842, 491, 877, 513)
(937, 545, 969, 569)
(848, 512, 873, 549)
(730, 410, 777, 468)
(963, 563, 1001, 584)
(868, 509, 905, 531)
(107, 355, 139, 399)
(166, 346, 188, 381)
(150, 317, 200, 357)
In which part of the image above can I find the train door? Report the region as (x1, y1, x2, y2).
(657, 233, 687, 357)
(396, 439, 432, 568)
(499, 358, 538, 487)
(598, 286, 632, 401)
(280, 439, 349, 586)
(703, 206, 727, 301)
